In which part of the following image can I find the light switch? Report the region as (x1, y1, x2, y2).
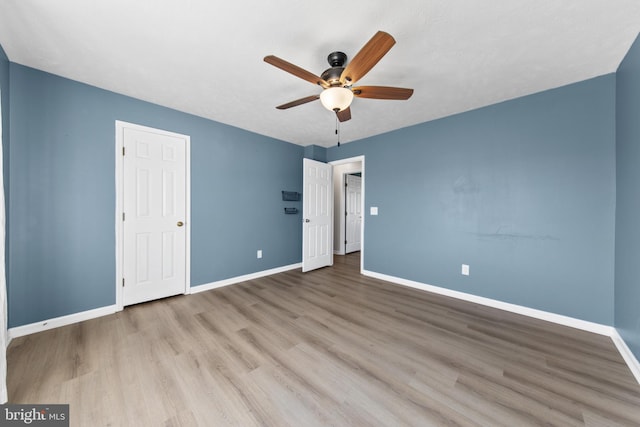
(370, 207, 378, 216)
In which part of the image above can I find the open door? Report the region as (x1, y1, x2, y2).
(302, 158, 333, 272)
(345, 174, 362, 253)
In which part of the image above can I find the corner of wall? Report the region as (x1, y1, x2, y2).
(614, 32, 640, 362)
(0, 43, 9, 290)
(304, 144, 327, 162)
(614, 32, 640, 363)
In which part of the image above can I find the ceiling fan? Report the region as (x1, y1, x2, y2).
(264, 31, 414, 122)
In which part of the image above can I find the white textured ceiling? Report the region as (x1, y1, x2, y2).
(1, 1, 639, 147)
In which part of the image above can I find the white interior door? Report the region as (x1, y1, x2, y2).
(303, 158, 333, 272)
(123, 127, 187, 306)
(345, 174, 362, 253)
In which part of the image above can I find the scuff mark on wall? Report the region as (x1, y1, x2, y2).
(453, 175, 480, 194)
(469, 226, 559, 242)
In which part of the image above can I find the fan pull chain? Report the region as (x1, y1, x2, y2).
(335, 114, 340, 147)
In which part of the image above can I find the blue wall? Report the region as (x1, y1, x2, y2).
(0, 45, 8, 190)
(615, 34, 640, 359)
(8, 64, 303, 327)
(328, 75, 617, 325)
(0, 45, 9, 299)
(3, 40, 638, 365)
(303, 144, 327, 162)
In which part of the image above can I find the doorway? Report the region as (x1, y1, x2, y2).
(330, 156, 365, 272)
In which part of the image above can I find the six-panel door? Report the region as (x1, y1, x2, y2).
(123, 128, 187, 306)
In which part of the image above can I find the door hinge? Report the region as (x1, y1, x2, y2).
(122, 212, 125, 221)
(345, 182, 348, 187)
(122, 146, 125, 156)
(345, 240, 347, 244)
(122, 278, 125, 287)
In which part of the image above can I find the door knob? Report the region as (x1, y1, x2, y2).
(304, 219, 310, 223)
(177, 221, 184, 227)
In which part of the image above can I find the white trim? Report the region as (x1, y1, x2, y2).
(329, 156, 365, 273)
(611, 329, 640, 385)
(7, 263, 301, 340)
(189, 263, 302, 294)
(362, 269, 614, 336)
(6, 261, 640, 386)
(362, 269, 640, 385)
(8, 305, 118, 341)
(115, 121, 191, 311)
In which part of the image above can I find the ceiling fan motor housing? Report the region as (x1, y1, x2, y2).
(327, 51, 347, 67)
(322, 51, 348, 86)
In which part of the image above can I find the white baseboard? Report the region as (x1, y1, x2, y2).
(190, 263, 302, 294)
(8, 305, 118, 342)
(362, 270, 613, 336)
(362, 270, 640, 384)
(362, 269, 640, 385)
(7, 265, 639, 387)
(611, 330, 640, 385)
(7, 263, 303, 341)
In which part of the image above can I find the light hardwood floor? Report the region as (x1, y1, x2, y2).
(7, 253, 640, 426)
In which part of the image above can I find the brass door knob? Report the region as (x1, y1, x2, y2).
(177, 221, 184, 227)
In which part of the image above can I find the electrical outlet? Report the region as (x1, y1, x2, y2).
(461, 264, 469, 276)
(257, 250, 262, 259)
(370, 207, 378, 215)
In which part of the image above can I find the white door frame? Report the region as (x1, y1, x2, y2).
(115, 120, 191, 311)
(330, 155, 365, 273)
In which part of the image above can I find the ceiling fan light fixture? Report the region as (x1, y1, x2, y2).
(265, 31, 412, 123)
(320, 87, 353, 112)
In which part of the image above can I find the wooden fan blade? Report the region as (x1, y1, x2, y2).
(340, 31, 396, 85)
(264, 55, 329, 88)
(352, 86, 414, 100)
(337, 107, 351, 122)
(276, 95, 320, 110)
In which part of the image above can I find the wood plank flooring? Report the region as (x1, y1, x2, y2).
(7, 253, 640, 426)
